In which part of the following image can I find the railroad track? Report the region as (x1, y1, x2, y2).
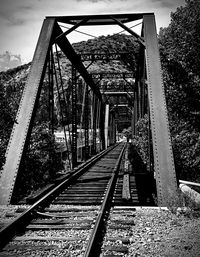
(101, 206, 137, 256)
(0, 142, 133, 257)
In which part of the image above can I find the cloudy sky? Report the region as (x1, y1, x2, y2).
(0, 0, 185, 63)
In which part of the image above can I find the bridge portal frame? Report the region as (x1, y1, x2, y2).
(0, 13, 178, 206)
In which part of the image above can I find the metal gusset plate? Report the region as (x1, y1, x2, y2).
(0, 18, 56, 204)
(143, 14, 178, 206)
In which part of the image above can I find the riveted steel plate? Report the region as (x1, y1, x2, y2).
(143, 14, 178, 206)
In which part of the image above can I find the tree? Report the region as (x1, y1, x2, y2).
(0, 83, 14, 168)
(158, 0, 200, 182)
(159, 0, 200, 129)
(122, 126, 132, 142)
(0, 66, 63, 203)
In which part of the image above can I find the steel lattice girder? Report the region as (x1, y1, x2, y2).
(0, 13, 178, 206)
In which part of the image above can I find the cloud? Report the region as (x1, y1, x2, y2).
(0, 0, 35, 27)
(0, 13, 26, 26)
(77, 0, 101, 2)
(150, 0, 185, 9)
(76, 0, 126, 2)
(0, 0, 186, 63)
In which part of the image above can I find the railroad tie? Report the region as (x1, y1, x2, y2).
(122, 148, 131, 201)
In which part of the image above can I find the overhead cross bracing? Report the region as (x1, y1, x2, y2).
(0, 13, 178, 206)
(47, 13, 152, 25)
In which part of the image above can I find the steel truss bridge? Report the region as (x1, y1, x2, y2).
(0, 13, 178, 206)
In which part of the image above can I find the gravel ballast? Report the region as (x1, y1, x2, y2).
(101, 207, 200, 257)
(1, 205, 200, 256)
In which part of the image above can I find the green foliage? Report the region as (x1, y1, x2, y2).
(73, 34, 139, 55)
(172, 121, 200, 182)
(166, 188, 200, 215)
(132, 115, 149, 165)
(0, 83, 13, 168)
(0, 64, 30, 169)
(12, 122, 62, 203)
(73, 34, 139, 73)
(158, 0, 200, 182)
(0, 64, 63, 203)
(159, 0, 200, 76)
(159, 0, 200, 129)
(121, 126, 132, 142)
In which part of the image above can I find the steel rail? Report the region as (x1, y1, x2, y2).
(0, 143, 120, 250)
(84, 142, 126, 257)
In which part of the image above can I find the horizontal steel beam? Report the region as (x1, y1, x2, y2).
(114, 104, 129, 107)
(92, 72, 135, 79)
(101, 91, 134, 95)
(47, 13, 153, 25)
(80, 53, 135, 62)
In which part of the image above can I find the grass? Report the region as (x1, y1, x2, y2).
(166, 187, 200, 218)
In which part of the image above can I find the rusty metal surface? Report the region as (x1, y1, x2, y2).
(143, 14, 178, 206)
(0, 18, 56, 205)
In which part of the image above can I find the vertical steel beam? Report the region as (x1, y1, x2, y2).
(91, 95, 97, 154)
(109, 114, 113, 145)
(140, 53, 146, 118)
(137, 81, 141, 119)
(111, 116, 116, 144)
(48, 49, 54, 134)
(0, 18, 56, 205)
(104, 104, 109, 149)
(133, 89, 138, 135)
(96, 99, 101, 152)
(143, 14, 178, 206)
(84, 84, 89, 160)
(99, 102, 105, 150)
(71, 66, 78, 167)
(114, 119, 116, 144)
(110, 114, 115, 145)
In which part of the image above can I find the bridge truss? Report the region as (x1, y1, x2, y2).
(0, 13, 178, 206)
